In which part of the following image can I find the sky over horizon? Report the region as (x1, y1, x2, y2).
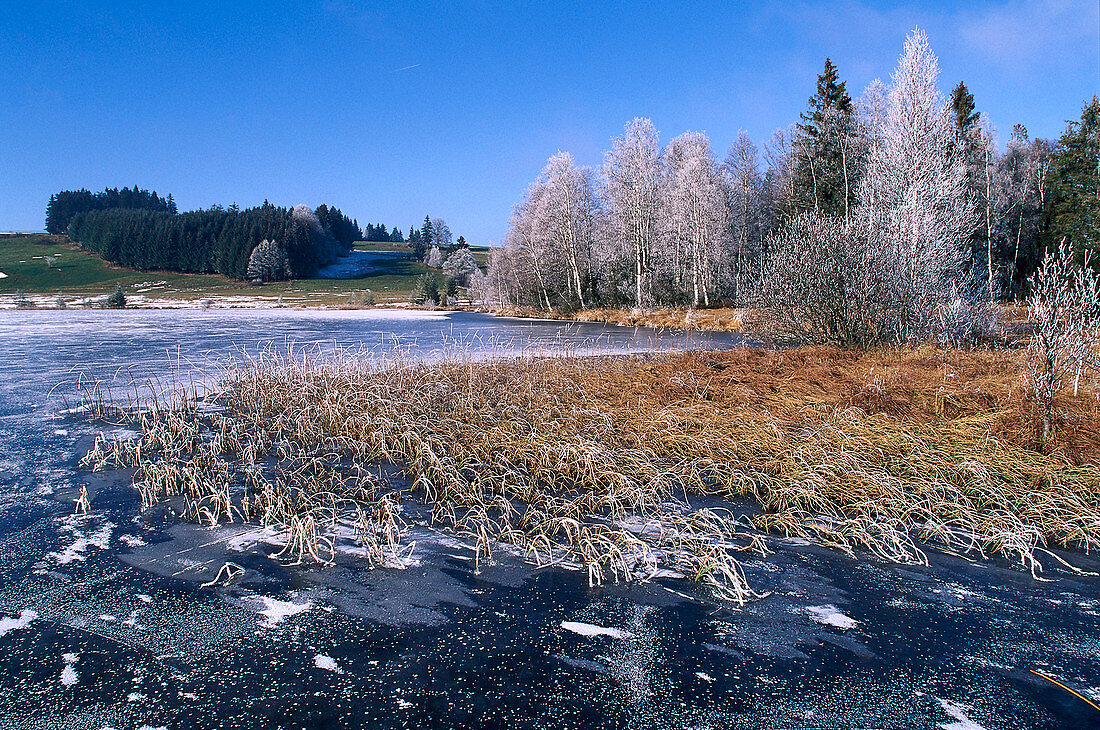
(2, 1, 1097, 243)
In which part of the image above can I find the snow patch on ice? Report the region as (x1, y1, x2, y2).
(0, 609, 38, 637)
(695, 671, 715, 682)
(60, 653, 79, 686)
(246, 594, 312, 627)
(0, 272, 8, 279)
(799, 605, 858, 630)
(314, 654, 344, 673)
(561, 621, 635, 639)
(49, 514, 114, 565)
(936, 698, 987, 730)
(119, 534, 147, 547)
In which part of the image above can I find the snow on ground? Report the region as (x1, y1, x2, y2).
(936, 698, 988, 730)
(560, 621, 635, 639)
(314, 654, 344, 673)
(245, 594, 313, 627)
(0, 272, 8, 279)
(799, 605, 858, 630)
(60, 653, 79, 686)
(0, 609, 38, 637)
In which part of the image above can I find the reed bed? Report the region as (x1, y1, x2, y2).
(75, 344, 1100, 603)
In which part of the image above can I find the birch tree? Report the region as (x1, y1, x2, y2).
(722, 131, 768, 302)
(660, 132, 729, 307)
(601, 118, 662, 307)
(532, 152, 599, 309)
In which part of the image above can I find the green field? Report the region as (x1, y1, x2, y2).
(0, 235, 487, 306)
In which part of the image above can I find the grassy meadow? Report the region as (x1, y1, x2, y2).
(0, 234, 492, 307)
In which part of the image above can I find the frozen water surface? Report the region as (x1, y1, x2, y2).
(0, 308, 1096, 728)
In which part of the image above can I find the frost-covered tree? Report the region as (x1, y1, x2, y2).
(291, 204, 323, 235)
(442, 247, 479, 286)
(659, 132, 729, 306)
(426, 246, 443, 268)
(247, 239, 292, 282)
(431, 217, 452, 251)
(600, 118, 662, 307)
(859, 28, 978, 340)
(532, 152, 599, 308)
(1027, 239, 1100, 447)
(723, 131, 769, 302)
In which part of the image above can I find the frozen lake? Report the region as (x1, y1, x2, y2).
(0, 309, 1096, 729)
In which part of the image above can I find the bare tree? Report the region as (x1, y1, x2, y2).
(601, 118, 662, 307)
(1027, 240, 1100, 448)
(660, 132, 729, 307)
(723, 131, 768, 303)
(431, 218, 452, 251)
(532, 152, 599, 309)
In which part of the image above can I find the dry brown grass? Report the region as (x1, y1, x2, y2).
(76, 344, 1100, 601)
(497, 306, 760, 333)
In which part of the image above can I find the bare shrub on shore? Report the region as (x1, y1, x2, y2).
(1027, 240, 1100, 448)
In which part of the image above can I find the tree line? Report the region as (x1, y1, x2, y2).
(46, 187, 177, 234)
(62, 196, 361, 281)
(479, 29, 1098, 344)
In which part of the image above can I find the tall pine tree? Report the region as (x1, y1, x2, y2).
(415, 215, 433, 260)
(790, 58, 856, 220)
(1045, 96, 1100, 268)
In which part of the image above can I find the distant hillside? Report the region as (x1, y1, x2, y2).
(51, 187, 361, 281)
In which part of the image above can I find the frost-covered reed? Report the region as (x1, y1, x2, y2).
(75, 344, 1100, 603)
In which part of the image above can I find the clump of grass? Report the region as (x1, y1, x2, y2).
(73, 344, 1100, 602)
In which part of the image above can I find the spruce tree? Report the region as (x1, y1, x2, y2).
(415, 215, 433, 260)
(1045, 96, 1100, 268)
(950, 82, 979, 144)
(790, 58, 855, 219)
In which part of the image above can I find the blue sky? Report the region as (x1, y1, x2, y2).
(2, 1, 1097, 243)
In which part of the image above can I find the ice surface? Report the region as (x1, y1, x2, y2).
(561, 621, 635, 639)
(49, 515, 114, 565)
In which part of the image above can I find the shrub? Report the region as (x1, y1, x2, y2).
(106, 285, 127, 309)
(1027, 239, 1100, 448)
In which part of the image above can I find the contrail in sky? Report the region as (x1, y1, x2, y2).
(393, 63, 421, 72)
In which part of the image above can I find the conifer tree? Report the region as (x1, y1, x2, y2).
(416, 215, 433, 260)
(950, 82, 979, 145)
(1045, 96, 1100, 267)
(790, 58, 856, 219)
